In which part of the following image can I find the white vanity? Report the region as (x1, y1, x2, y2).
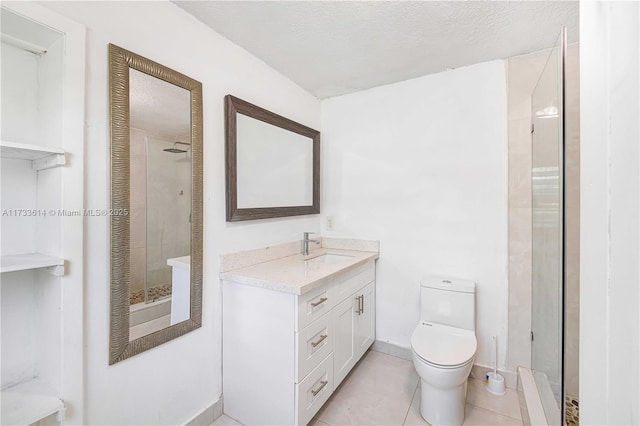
(220, 238, 379, 425)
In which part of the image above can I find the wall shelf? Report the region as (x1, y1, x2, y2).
(0, 253, 65, 276)
(1, 378, 65, 425)
(0, 141, 66, 170)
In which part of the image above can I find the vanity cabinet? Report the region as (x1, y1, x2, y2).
(223, 259, 376, 425)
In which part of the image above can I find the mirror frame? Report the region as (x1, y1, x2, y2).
(225, 95, 320, 221)
(108, 44, 203, 364)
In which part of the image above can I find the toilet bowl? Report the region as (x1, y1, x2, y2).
(412, 276, 477, 426)
(412, 322, 477, 426)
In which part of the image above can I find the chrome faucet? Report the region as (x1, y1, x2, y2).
(303, 232, 320, 256)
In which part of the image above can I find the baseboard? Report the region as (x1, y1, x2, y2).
(470, 364, 518, 390)
(371, 339, 518, 389)
(371, 340, 412, 361)
(184, 395, 224, 426)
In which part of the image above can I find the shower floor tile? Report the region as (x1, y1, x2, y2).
(565, 395, 579, 425)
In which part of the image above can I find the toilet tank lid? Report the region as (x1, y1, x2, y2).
(421, 276, 476, 293)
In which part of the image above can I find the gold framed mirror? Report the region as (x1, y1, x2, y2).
(109, 44, 203, 364)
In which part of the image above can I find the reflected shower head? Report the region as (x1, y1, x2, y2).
(164, 147, 187, 153)
(163, 141, 190, 154)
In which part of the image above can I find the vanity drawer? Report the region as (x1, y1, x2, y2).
(295, 354, 334, 426)
(332, 261, 375, 304)
(296, 311, 333, 382)
(296, 283, 332, 331)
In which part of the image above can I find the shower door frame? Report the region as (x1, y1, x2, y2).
(530, 26, 567, 425)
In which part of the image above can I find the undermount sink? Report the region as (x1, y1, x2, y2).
(304, 253, 353, 266)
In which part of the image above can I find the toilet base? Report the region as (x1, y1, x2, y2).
(419, 378, 468, 426)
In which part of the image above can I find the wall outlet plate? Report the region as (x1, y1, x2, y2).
(325, 216, 335, 231)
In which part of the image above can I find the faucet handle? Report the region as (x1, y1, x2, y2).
(304, 231, 315, 239)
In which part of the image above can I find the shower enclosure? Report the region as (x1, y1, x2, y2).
(530, 27, 575, 425)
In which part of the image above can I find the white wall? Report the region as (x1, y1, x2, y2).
(41, 2, 321, 424)
(321, 61, 509, 371)
(580, 2, 640, 425)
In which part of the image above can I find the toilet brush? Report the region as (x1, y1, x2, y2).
(486, 335, 506, 395)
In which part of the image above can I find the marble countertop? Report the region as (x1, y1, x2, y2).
(219, 248, 379, 295)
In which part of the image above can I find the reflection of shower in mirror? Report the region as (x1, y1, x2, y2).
(128, 130, 192, 342)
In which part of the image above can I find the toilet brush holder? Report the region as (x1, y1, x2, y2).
(485, 372, 506, 396)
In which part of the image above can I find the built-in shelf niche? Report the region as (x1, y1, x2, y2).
(0, 3, 85, 424)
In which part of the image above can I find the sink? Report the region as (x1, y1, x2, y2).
(304, 253, 353, 266)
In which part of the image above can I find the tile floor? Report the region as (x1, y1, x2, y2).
(212, 350, 523, 426)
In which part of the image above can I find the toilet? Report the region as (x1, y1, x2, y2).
(411, 276, 477, 426)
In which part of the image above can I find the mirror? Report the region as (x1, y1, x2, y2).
(225, 95, 320, 221)
(109, 44, 203, 364)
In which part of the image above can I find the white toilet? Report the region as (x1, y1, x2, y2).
(411, 276, 477, 426)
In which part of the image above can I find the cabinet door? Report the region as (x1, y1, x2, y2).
(333, 295, 356, 387)
(354, 282, 375, 360)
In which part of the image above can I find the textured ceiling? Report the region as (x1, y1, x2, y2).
(130, 68, 191, 142)
(174, 1, 579, 99)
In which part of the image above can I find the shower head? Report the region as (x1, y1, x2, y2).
(163, 141, 190, 154)
(163, 147, 187, 153)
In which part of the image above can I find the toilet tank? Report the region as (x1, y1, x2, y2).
(420, 276, 476, 331)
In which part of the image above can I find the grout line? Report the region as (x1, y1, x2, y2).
(402, 381, 420, 425)
(465, 402, 523, 424)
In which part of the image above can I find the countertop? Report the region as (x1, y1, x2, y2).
(219, 248, 378, 295)
(167, 255, 190, 269)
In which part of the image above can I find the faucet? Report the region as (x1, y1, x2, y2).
(303, 232, 320, 256)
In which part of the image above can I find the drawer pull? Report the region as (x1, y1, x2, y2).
(310, 297, 328, 307)
(311, 334, 328, 348)
(311, 380, 328, 396)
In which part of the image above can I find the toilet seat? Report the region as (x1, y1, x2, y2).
(411, 322, 477, 368)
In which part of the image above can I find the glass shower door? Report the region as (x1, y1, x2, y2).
(531, 28, 565, 424)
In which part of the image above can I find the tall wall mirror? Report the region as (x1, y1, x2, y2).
(109, 44, 203, 364)
(225, 95, 320, 221)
